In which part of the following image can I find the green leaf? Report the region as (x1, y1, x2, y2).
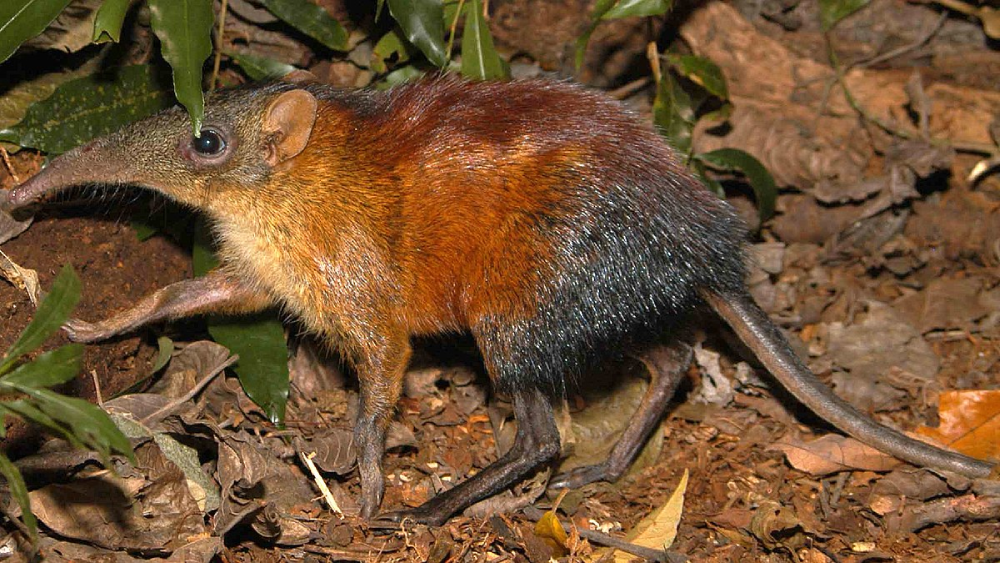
(653, 71, 694, 155)
(0, 0, 74, 64)
(0, 265, 79, 374)
(377, 65, 425, 89)
(193, 221, 288, 424)
(693, 160, 725, 197)
(208, 317, 288, 424)
(460, 0, 506, 80)
(387, 0, 447, 67)
(148, 0, 214, 135)
(695, 148, 778, 221)
(0, 64, 174, 154)
(1, 400, 84, 448)
(258, 0, 348, 51)
(19, 389, 134, 462)
(92, 0, 130, 43)
(228, 50, 297, 81)
(574, 0, 616, 70)
(0, 453, 36, 542)
(819, 0, 870, 31)
(666, 54, 728, 100)
(371, 28, 413, 74)
(1, 344, 83, 388)
(151, 336, 174, 374)
(602, 0, 671, 19)
(376, 0, 386, 21)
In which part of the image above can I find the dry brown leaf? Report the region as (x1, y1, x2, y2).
(893, 277, 986, 333)
(822, 301, 939, 384)
(0, 209, 31, 245)
(770, 435, 900, 475)
(30, 442, 206, 552)
(915, 390, 1000, 461)
(748, 500, 806, 551)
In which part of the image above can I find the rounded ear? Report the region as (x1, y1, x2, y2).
(262, 89, 318, 166)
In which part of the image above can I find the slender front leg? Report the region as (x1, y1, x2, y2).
(64, 269, 272, 343)
(351, 332, 412, 520)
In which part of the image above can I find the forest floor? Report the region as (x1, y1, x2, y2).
(1, 0, 999, 561)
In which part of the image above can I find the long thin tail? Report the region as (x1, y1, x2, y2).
(701, 287, 994, 479)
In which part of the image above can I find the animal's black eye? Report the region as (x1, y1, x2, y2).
(192, 128, 226, 156)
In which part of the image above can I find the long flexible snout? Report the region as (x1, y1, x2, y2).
(1, 140, 121, 214)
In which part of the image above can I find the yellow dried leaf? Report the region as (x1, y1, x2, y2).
(609, 469, 688, 562)
(534, 509, 568, 556)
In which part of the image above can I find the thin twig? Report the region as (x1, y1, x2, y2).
(609, 76, 652, 100)
(0, 146, 19, 184)
(210, 0, 230, 92)
(300, 450, 343, 516)
(445, 0, 466, 60)
(521, 506, 687, 563)
(852, 12, 947, 70)
(91, 369, 103, 406)
(141, 354, 238, 425)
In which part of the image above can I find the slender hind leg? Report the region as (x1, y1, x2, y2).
(550, 341, 692, 489)
(378, 386, 560, 526)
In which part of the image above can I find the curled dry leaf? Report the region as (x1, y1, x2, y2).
(216, 430, 320, 540)
(29, 441, 206, 552)
(0, 248, 40, 305)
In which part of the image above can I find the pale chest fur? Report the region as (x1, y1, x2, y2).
(215, 215, 402, 348)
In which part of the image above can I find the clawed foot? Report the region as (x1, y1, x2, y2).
(549, 462, 612, 490)
(62, 318, 112, 343)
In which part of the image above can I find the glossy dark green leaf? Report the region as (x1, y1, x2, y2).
(387, 0, 447, 67)
(460, 0, 506, 80)
(0, 64, 173, 154)
(208, 317, 288, 424)
(695, 148, 778, 221)
(602, 0, 671, 19)
(653, 71, 694, 155)
(0, 265, 79, 374)
(193, 221, 288, 424)
(92, 0, 130, 43)
(667, 54, 728, 100)
(228, 50, 297, 81)
(376, 0, 386, 21)
(148, 0, 214, 135)
(2, 344, 83, 388)
(258, 0, 348, 51)
(819, 0, 869, 31)
(0, 453, 36, 541)
(0, 0, 74, 63)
